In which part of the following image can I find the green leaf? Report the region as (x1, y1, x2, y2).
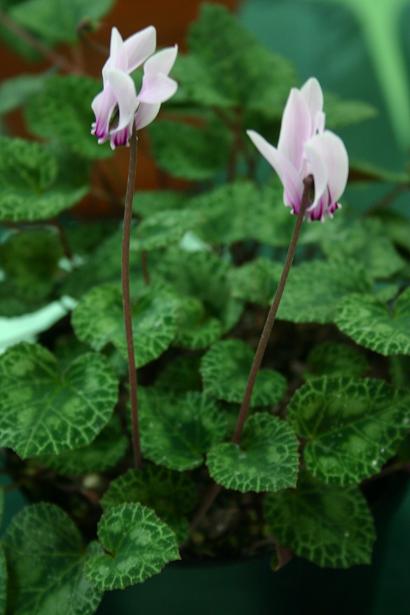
(101, 465, 197, 542)
(152, 249, 243, 349)
(3, 503, 102, 615)
(148, 119, 232, 180)
(0, 343, 118, 458)
(72, 283, 179, 367)
(207, 413, 299, 493)
(132, 209, 204, 252)
(85, 503, 180, 590)
(288, 377, 410, 485)
(25, 75, 112, 160)
(0, 228, 63, 317)
(37, 415, 127, 476)
(171, 54, 234, 108)
(0, 136, 87, 221)
(133, 190, 187, 217)
(278, 260, 371, 324)
(306, 342, 369, 379)
(0, 545, 6, 615)
(325, 92, 378, 128)
(264, 475, 376, 568)
(335, 290, 410, 356)
(10, 0, 113, 45)
(0, 72, 50, 115)
(155, 354, 202, 394)
(229, 258, 283, 306)
(188, 4, 296, 116)
(201, 339, 287, 407)
(139, 388, 227, 471)
(321, 219, 405, 279)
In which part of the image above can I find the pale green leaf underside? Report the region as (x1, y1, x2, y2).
(288, 377, 410, 485)
(306, 342, 369, 380)
(0, 343, 118, 458)
(72, 283, 179, 367)
(139, 388, 227, 471)
(207, 413, 299, 493)
(3, 503, 102, 615)
(85, 503, 180, 590)
(336, 289, 410, 356)
(201, 339, 287, 407)
(264, 475, 376, 568)
(0, 136, 87, 221)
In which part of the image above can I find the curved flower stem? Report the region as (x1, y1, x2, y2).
(190, 176, 313, 532)
(122, 129, 143, 469)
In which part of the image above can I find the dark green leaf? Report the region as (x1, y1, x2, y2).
(155, 354, 202, 393)
(0, 343, 118, 458)
(0, 72, 50, 115)
(0, 136, 87, 221)
(0, 546, 6, 615)
(265, 475, 376, 568)
(305, 342, 369, 380)
(201, 339, 287, 407)
(132, 209, 204, 252)
(229, 258, 283, 306)
(85, 503, 180, 590)
(288, 377, 410, 485)
(72, 283, 179, 367)
(336, 290, 410, 356)
(325, 92, 377, 129)
(133, 190, 187, 217)
(207, 413, 299, 492)
(139, 388, 227, 471)
(3, 503, 102, 615)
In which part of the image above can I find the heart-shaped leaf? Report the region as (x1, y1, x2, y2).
(101, 465, 197, 542)
(278, 260, 371, 324)
(132, 209, 204, 252)
(3, 503, 102, 615)
(0, 137, 87, 221)
(305, 342, 369, 380)
(264, 474, 376, 568)
(288, 377, 410, 485)
(72, 283, 179, 367)
(133, 190, 187, 217)
(85, 503, 180, 590)
(201, 339, 287, 407)
(229, 258, 283, 306)
(138, 388, 227, 471)
(336, 290, 410, 356)
(207, 413, 299, 492)
(0, 343, 118, 458)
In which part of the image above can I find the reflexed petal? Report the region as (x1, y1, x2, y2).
(144, 45, 178, 76)
(309, 130, 349, 204)
(304, 135, 329, 209)
(247, 130, 303, 207)
(91, 86, 116, 140)
(135, 102, 161, 130)
(110, 27, 123, 59)
(123, 26, 157, 72)
(105, 68, 138, 131)
(300, 77, 324, 132)
(277, 89, 312, 172)
(138, 74, 178, 104)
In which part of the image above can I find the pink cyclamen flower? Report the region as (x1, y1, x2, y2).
(247, 78, 349, 221)
(91, 27, 178, 149)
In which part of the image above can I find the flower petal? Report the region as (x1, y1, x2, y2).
(300, 77, 324, 132)
(304, 135, 329, 209)
(91, 85, 116, 141)
(135, 102, 161, 130)
(123, 26, 157, 73)
(307, 130, 349, 204)
(105, 68, 138, 132)
(143, 45, 178, 77)
(247, 130, 303, 207)
(138, 74, 178, 104)
(277, 88, 312, 172)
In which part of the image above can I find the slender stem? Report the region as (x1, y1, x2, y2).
(122, 130, 143, 469)
(232, 176, 313, 443)
(190, 176, 314, 532)
(0, 9, 80, 73)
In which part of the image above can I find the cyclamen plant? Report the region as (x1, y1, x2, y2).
(0, 4, 409, 614)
